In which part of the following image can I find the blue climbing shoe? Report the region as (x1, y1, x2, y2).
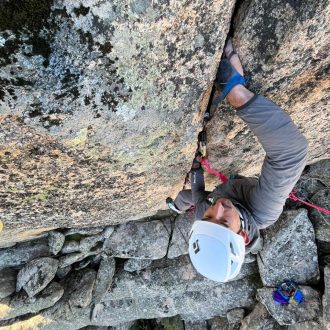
(212, 44, 247, 106)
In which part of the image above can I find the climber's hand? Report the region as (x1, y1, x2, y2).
(191, 155, 202, 170)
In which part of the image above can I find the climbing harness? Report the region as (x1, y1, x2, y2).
(272, 280, 304, 305)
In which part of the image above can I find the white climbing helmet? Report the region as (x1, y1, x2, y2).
(188, 220, 245, 282)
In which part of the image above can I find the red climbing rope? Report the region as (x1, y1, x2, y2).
(289, 192, 330, 215)
(200, 157, 330, 215)
(200, 158, 228, 183)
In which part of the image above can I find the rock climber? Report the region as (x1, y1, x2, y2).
(166, 39, 308, 283)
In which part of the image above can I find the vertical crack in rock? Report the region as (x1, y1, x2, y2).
(165, 213, 179, 258)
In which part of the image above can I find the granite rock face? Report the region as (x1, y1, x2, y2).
(66, 269, 96, 308)
(257, 209, 320, 286)
(226, 308, 244, 330)
(0, 0, 236, 242)
(91, 273, 261, 327)
(124, 258, 153, 272)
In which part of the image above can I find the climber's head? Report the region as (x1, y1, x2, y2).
(188, 198, 249, 282)
(203, 198, 249, 243)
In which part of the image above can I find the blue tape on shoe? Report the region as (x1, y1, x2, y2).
(222, 73, 246, 97)
(212, 73, 246, 106)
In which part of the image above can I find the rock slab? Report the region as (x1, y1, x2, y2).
(103, 220, 171, 259)
(167, 213, 195, 259)
(0, 282, 64, 321)
(258, 286, 321, 326)
(16, 257, 59, 297)
(258, 209, 319, 286)
(93, 255, 116, 304)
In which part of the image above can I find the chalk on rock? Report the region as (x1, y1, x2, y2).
(257, 286, 321, 325)
(258, 209, 319, 286)
(124, 258, 153, 272)
(16, 257, 59, 297)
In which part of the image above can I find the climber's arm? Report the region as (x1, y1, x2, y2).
(236, 95, 308, 228)
(191, 158, 210, 219)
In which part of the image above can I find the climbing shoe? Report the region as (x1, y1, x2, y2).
(212, 40, 247, 107)
(166, 197, 183, 214)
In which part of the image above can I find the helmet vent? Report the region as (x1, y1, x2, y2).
(230, 242, 236, 256)
(192, 240, 200, 254)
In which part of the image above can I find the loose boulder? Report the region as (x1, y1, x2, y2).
(226, 308, 245, 330)
(93, 255, 116, 304)
(48, 231, 65, 255)
(66, 269, 97, 308)
(257, 209, 319, 286)
(103, 220, 171, 259)
(0, 282, 63, 321)
(16, 257, 59, 297)
(0, 238, 50, 269)
(185, 320, 208, 330)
